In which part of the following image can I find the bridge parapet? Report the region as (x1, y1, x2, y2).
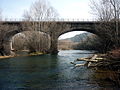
(0, 18, 96, 22)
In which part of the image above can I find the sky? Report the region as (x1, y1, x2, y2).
(0, 0, 93, 39)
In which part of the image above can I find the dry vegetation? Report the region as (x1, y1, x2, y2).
(58, 39, 78, 50)
(90, 0, 120, 53)
(107, 48, 120, 60)
(12, 31, 50, 53)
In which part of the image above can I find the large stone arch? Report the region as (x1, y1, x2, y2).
(50, 27, 98, 54)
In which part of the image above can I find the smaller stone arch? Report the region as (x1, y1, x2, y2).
(3, 29, 24, 55)
(2, 29, 51, 55)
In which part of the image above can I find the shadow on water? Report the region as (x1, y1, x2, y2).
(0, 50, 119, 89)
(0, 54, 59, 89)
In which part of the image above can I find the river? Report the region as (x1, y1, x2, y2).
(0, 50, 118, 89)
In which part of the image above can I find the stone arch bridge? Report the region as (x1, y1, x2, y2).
(0, 21, 99, 55)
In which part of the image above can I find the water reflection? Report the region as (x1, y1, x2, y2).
(0, 50, 119, 89)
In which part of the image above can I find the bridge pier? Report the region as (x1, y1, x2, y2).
(0, 44, 5, 56)
(3, 41, 13, 56)
(0, 42, 11, 56)
(50, 35, 58, 54)
(0, 39, 15, 56)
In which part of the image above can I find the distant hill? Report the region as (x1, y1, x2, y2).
(58, 39, 76, 50)
(58, 33, 93, 50)
(61, 33, 92, 42)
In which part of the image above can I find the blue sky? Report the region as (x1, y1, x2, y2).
(0, 0, 34, 18)
(0, 0, 92, 39)
(0, 0, 92, 19)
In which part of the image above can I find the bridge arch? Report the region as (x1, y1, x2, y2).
(50, 27, 99, 54)
(2, 29, 26, 55)
(2, 29, 51, 55)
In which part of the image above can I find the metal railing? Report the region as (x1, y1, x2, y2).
(0, 18, 97, 22)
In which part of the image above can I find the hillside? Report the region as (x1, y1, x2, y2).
(58, 39, 77, 50)
(58, 33, 92, 50)
(62, 33, 92, 42)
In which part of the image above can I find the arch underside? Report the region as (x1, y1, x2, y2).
(4, 30, 20, 42)
(59, 28, 97, 37)
(1, 30, 23, 55)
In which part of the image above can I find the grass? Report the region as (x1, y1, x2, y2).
(0, 51, 43, 59)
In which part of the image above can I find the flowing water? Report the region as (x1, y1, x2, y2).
(0, 50, 119, 89)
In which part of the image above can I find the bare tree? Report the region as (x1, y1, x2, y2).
(22, 0, 58, 54)
(12, 31, 50, 53)
(24, 31, 50, 53)
(0, 8, 2, 21)
(90, 0, 120, 52)
(90, 0, 114, 21)
(23, 0, 71, 54)
(23, 0, 58, 32)
(24, 0, 58, 20)
(12, 33, 26, 50)
(109, 0, 120, 46)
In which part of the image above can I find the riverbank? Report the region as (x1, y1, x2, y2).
(71, 50, 120, 86)
(74, 54, 120, 69)
(72, 48, 120, 68)
(0, 51, 43, 59)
